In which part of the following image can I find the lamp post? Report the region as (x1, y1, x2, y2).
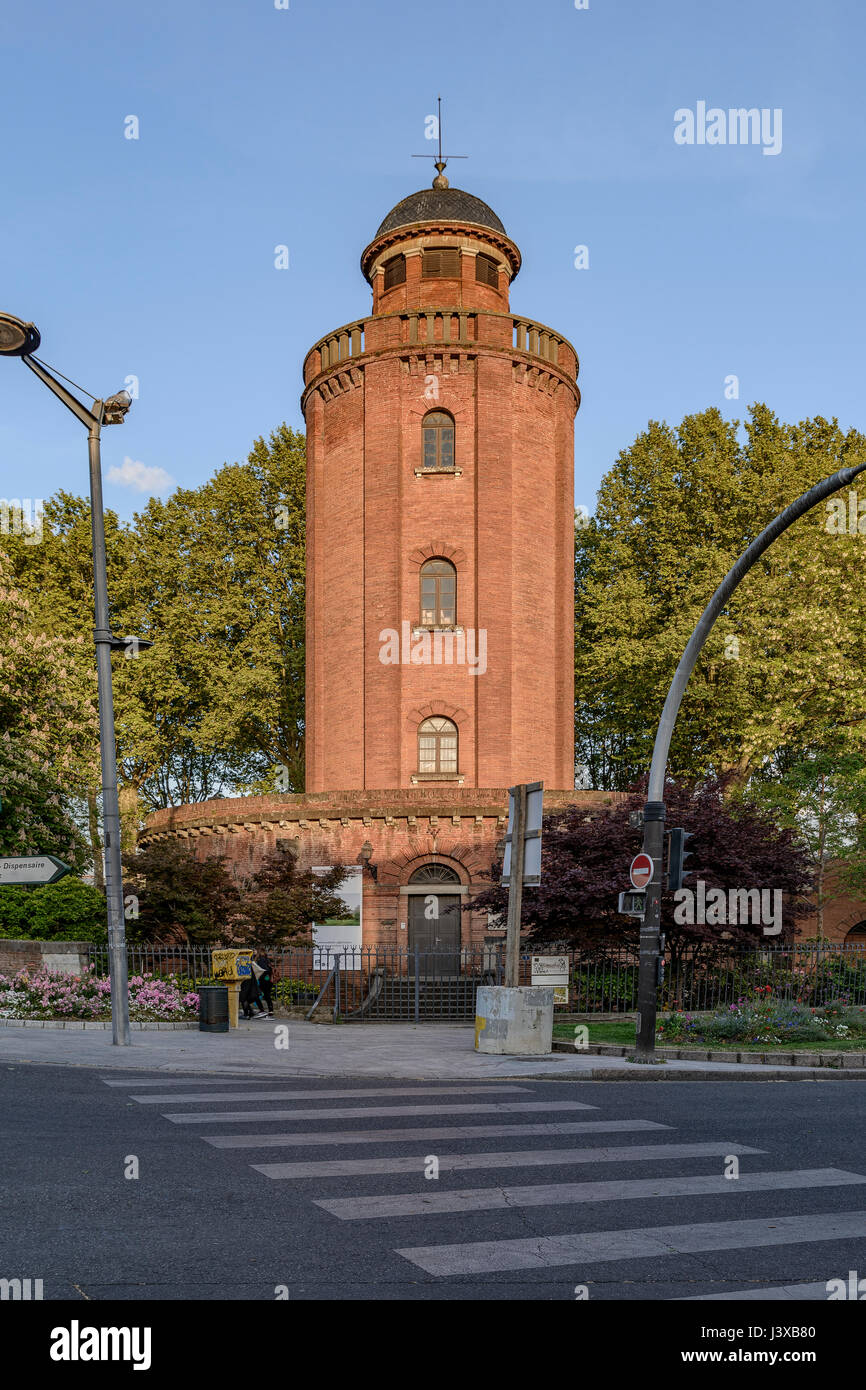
(633, 457, 866, 1062)
(0, 311, 137, 1046)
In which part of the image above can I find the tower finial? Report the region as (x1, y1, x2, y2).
(412, 96, 467, 188)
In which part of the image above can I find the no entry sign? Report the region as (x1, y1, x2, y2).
(629, 853, 653, 890)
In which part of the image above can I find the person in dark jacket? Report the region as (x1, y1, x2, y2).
(239, 970, 267, 1019)
(254, 952, 275, 1018)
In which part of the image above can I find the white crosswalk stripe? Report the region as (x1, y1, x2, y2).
(129, 1084, 531, 1105)
(163, 1100, 596, 1124)
(678, 1281, 835, 1301)
(102, 1074, 866, 1299)
(203, 1120, 670, 1149)
(396, 1209, 866, 1276)
(315, 1168, 865, 1219)
(253, 1140, 763, 1181)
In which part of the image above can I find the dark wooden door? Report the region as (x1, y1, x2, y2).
(408, 893, 461, 976)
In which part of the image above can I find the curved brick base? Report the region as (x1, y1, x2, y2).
(143, 787, 625, 948)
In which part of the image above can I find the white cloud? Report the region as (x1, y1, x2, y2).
(107, 456, 176, 495)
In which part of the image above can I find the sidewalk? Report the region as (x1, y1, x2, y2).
(0, 1019, 863, 1080)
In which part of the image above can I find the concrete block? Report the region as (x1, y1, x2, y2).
(474, 986, 553, 1055)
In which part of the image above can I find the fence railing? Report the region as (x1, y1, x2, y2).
(83, 942, 866, 1022)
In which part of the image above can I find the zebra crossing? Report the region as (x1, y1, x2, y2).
(102, 1073, 866, 1299)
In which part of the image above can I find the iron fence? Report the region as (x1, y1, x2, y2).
(82, 941, 866, 1022)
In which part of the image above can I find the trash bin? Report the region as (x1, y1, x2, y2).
(198, 985, 229, 1033)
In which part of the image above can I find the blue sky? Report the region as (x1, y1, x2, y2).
(1, 0, 864, 522)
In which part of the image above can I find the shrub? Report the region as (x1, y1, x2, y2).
(656, 997, 858, 1046)
(275, 977, 318, 1002)
(0, 967, 198, 1021)
(0, 878, 107, 942)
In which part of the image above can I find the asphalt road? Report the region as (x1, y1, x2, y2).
(3, 1064, 866, 1301)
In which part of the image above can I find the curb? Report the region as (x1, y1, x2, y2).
(581, 1067, 866, 1081)
(552, 1039, 866, 1069)
(0, 1019, 198, 1031)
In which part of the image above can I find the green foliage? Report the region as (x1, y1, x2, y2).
(0, 878, 107, 941)
(275, 977, 319, 1002)
(575, 405, 866, 791)
(571, 965, 639, 1011)
(5, 426, 307, 847)
(0, 554, 95, 869)
(122, 839, 240, 945)
(238, 846, 347, 949)
(658, 995, 866, 1045)
(114, 423, 307, 809)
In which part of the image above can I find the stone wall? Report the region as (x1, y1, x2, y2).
(0, 940, 91, 977)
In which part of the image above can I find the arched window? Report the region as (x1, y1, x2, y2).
(420, 558, 456, 627)
(418, 717, 458, 775)
(409, 863, 460, 884)
(422, 410, 454, 470)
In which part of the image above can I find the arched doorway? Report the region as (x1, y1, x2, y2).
(406, 864, 462, 976)
(845, 922, 866, 951)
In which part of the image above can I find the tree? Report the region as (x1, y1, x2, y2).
(3, 492, 130, 874)
(122, 839, 240, 945)
(469, 780, 815, 953)
(0, 556, 95, 871)
(745, 744, 866, 937)
(575, 405, 866, 791)
(113, 423, 307, 810)
(5, 424, 308, 847)
(236, 845, 346, 949)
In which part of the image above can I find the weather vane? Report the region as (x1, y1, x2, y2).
(412, 96, 467, 188)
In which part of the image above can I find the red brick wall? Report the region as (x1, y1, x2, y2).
(303, 215, 580, 794)
(144, 789, 625, 949)
(0, 940, 91, 976)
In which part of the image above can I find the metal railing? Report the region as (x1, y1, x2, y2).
(82, 941, 866, 1022)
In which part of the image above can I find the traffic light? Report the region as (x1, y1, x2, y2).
(618, 890, 647, 918)
(666, 828, 695, 890)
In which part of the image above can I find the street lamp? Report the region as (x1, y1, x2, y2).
(0, 310, 140, 1046)
(633, 456, 866, 1062)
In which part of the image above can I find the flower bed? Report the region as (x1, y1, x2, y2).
(0, 967, 199, 1022)
(658, 989, 866, 1047)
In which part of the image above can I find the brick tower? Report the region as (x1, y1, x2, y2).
(144, 171, 605, 957)
(303, 170, 580, 794)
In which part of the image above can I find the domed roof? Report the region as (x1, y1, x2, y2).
(375, 185, 506, 238)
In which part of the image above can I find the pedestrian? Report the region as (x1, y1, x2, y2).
(239, 972, 261, 1020)
(248, 955, 269, 1018)
(254, 950, 275, 1018)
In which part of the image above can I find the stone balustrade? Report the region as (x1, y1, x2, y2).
(304, 311, 578, 384)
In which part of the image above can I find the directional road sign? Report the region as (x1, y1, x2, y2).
(0, 855, 72, 885)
